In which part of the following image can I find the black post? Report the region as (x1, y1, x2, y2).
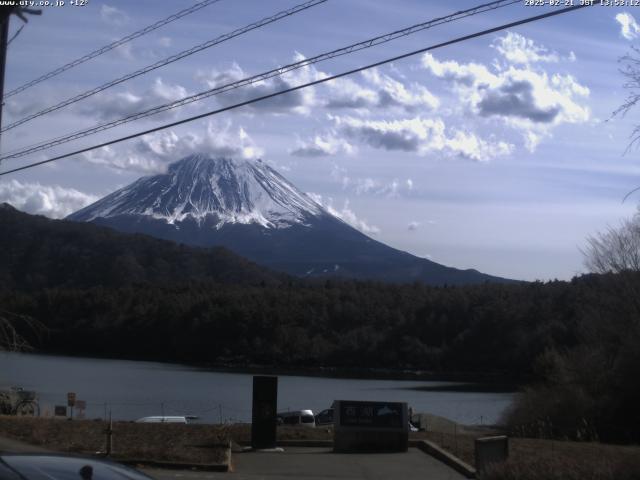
(251, 375, 278, 450)
(0, 10, 10, 143)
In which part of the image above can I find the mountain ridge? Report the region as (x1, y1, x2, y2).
(67, 155, 514, 285)
(69, 154, 325, 229)
(0, 203, 283, 291)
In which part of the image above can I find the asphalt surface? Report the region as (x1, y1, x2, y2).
(143, 447, 466, 480)
(0, 435, 465, 480)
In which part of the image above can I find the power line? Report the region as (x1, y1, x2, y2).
(0, 0, 520, 162)
(6, 24, 24, 47)
(2, 0, 224, 100)
(0, 3, 594, 178)
(1, 0, 327, 133)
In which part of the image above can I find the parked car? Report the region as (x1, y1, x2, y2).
(135, 415, 198, 423)
(315, 408, 334, 426)
(276, 409, 316, 427)
(0, 453, 153, 480)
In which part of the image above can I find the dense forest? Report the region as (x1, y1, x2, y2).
(2, 204, 640, 442)
(3, 274, 639, 441)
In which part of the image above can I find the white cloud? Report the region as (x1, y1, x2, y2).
(332, 115, 513, 162)
(0, 180, 98, 218)
(616, 12, 640, 40)
(408, 221, 420, 231)
(421, 47, 590, 153)
(83, 121, 263, 174)
(330, 163, 350, 188)
(114, 42, 135, 61)
(523, 130, 545, 153)
(324, 68, 439, 112)
(347, 177, 413, 198)
(198, 53, 325, 115)
(307, 193, 380, 235)
(75, 78, 190, 122)
(199, 121, 264, 160)
(100, 5, 129, 27)
(351, 178, 376, 194)
(199, 58, 437, 116)
(290, 132, 355, 157)
(323, 77, 378, 110)
(158, 36, 172, 48)
(421, 53, 589, 126)
(492, 31, 560, 65)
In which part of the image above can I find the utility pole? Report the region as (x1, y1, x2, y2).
(0, 6, 41, 163)
(0, 8, 11, 155)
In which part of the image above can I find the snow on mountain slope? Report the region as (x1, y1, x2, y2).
(69, 155, 324, 229)
(67, 154, 513, 285)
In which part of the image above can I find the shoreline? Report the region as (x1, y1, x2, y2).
(8, 350, 520, 392)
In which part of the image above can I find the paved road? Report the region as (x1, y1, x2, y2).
(143, 447, 465, 480)
(0, 435, 465, 480)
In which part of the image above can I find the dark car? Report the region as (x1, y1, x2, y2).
(0, 453, 154, 480)
(315, 408, 334, 426)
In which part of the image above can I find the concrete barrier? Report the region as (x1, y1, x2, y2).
(414, 439, 476, 478)
(475, 435, 508, 475)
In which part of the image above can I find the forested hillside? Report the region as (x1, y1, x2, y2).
(3, 203, 639, 441)
(0, 203, 282, 289)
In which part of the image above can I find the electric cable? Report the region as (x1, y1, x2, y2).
(1, 0, 327, 133)
(0, 0, 520, 162)
(0, 3, 594, 177)
(3, 0, 224, 99)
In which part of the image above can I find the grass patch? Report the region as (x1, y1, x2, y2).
(412, 428, 640, 479)
(0, 416, 230, 464)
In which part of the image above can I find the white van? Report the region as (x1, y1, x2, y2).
(135, 416, 188, 423)
(276, 410, 316, 428)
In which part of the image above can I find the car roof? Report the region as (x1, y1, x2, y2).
(277, 409, 314, 416)
(0, 453, 154, 480)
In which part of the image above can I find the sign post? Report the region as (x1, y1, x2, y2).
(250, 376, 278, 450)
(75, 400, 86, 420)
(67, 392, 76, 420)
(54, 405, 67, 417)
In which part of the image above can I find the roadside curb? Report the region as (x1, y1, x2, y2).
(277, 440, 334, 448)
(411, 440, 476, 479)
(119, 458, 229, 471)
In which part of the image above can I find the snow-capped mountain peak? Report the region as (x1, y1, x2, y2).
(68, 155, 324, 229)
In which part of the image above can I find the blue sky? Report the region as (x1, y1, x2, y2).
(1, 0, 640, 281)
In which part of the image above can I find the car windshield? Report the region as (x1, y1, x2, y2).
(1, 455, 152, 480)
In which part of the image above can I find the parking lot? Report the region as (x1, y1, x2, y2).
(145, 447, 466, 480)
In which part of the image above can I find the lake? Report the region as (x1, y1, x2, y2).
(0, 352, 513, 425)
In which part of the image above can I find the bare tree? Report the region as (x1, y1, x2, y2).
(583, 209, 640, 274)
(0, 310, 44, 352)
(614, 46, 640, 148)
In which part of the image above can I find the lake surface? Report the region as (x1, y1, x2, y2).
(1, 352, 513, 425)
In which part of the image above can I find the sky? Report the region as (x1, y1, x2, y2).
(1, 0, 640, 281)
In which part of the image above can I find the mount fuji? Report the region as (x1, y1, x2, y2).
(68, 154, 509, 285)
